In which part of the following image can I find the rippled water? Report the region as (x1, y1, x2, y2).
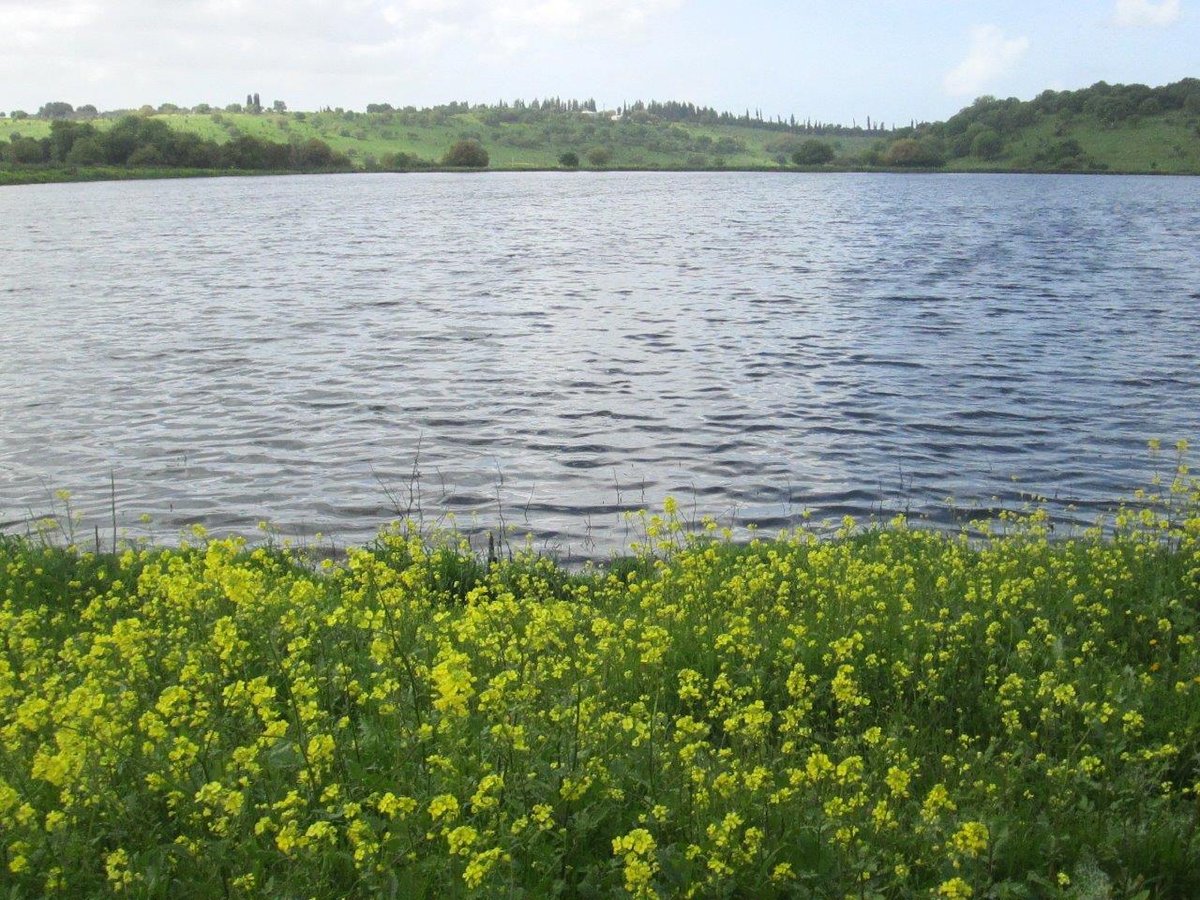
(1, 172, 1198, 557)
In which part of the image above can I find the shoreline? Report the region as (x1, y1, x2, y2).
(2, 162, 1197, 188)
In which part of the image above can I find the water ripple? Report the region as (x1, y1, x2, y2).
(1, 172, 1198, 556)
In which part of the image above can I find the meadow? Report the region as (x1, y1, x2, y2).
(1, 443, 1198, 897)
(4, 88, 1197, 178)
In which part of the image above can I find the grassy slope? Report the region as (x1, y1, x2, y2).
(2, 105, 1198, 175)
(946, 111, 1200, 174)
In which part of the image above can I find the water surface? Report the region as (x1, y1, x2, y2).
(1, 172, 1197, 557)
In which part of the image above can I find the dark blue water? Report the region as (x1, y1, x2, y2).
(1, 172, 1197, 556)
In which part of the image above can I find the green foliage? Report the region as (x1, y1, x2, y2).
(558, 150, 580, 167)
(970, 128, 1004, 160)
(587, 145, 613, 166)
(791, 139, 835, 165)
(442, 139, 489, 167)
(381, 150, 431, 170)
(1028, 138, 1108, 171)
(0, 460, 1198, 896)
(883, 137, 944, 167)
(36, 101, 75, 120)
(4, 77, 1200, 181)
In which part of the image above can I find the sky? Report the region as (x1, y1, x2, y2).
(1, 0, 1195, 124)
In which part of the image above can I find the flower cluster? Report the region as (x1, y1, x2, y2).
(0, 450, 1198, 896)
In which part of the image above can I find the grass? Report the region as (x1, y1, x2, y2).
(1, 446, 1198, 897)
(3, 105, 1198, 184)
(946, 111, 1200, 175)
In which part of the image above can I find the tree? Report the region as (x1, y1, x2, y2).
(293, 138, 338, 168)
(37, 101, 75, 119)
(586, 146, 612, 166)
(442, 140, 489, 167)
(970, 129, 1003, 160)
(48, 120, 97, 161)
(10, 110, 29, 120)
(65, 136, 106, 166)
(558, 151, 580, 167)
(9, 137, 48, 163)
(791, 140, 834, 165)
(253, 93, 261, 112)
(273, 100, 287, 113)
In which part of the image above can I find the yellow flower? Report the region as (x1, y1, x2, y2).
(937, 877, 973, 898)
(378, 793, 417, 819)
(949, 821, 989, 858)
(428, 794, 460, 822)
(446, 825, 478, 856)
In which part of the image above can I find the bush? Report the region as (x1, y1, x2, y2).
(883, 138, 944, 167)
(587, 146, 613, 167)
(970, 129, 1004, 160)
(383, 151, 428, 169)
(8, 137, 48, 164)
(442, 140, 489, 167)
(126, 144, 164, 166)
(65, 136, 106, 165)
(791, 140, 835, 165)
(558, 150, 580, 167)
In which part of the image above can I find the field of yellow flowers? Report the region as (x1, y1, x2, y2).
(2, 454, 1198, 897)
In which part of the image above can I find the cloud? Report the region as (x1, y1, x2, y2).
(1113, 0, 1182, 26)
(943, 25, 1030, 98)
(376, 0, 684, 54)
(0, 0, 685, 107)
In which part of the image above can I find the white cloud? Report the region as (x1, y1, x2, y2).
(1113, 0, 1182, 26)
(0, 0, 684, 108)
(376, 0, 683, 54)
(943, 25, 1030, 98)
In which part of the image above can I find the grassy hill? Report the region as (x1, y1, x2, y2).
(2, 78, 1199, 180)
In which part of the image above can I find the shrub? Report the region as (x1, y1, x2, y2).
(587, 146, 613, 167)
(791, 140, 835, 165)
(442, 140, 489, 167)
(883, 138, 944, 167)
(65, 136, 106, 165)
(558, 150, 580, 167)
(970, 129, 1004, 160)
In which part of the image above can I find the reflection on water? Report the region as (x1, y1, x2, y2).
(1, 172, 1197, 557)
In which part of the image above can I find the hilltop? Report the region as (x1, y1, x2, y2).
(2, 79, 1198, 183)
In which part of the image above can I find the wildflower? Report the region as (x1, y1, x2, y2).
(463, 847, 507, 889)
(378, 793, 417, 819)
(937, 877, 973, 898)
(428, 794, 459, 822)
(446, 825, 478, 856)
(612, 828, 658, 898)
(949, 821, 989, 858)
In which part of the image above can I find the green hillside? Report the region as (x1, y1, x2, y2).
(2, 78, 1199, 181)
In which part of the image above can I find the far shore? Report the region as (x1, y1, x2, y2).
(3, 163, 1195, 188)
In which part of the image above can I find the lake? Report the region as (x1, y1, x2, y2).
(1, 172, 1197, 558)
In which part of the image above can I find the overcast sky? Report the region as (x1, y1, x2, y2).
(1, 0, 1195, 123)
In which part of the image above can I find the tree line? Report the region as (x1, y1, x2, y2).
(0, 116, 351, 172)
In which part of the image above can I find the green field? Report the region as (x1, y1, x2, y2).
(3, 79, 1199, 183)
(0, 111, 880, 172)
(1, 448, 1198, 897)
(945, 113, 1200, 175)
